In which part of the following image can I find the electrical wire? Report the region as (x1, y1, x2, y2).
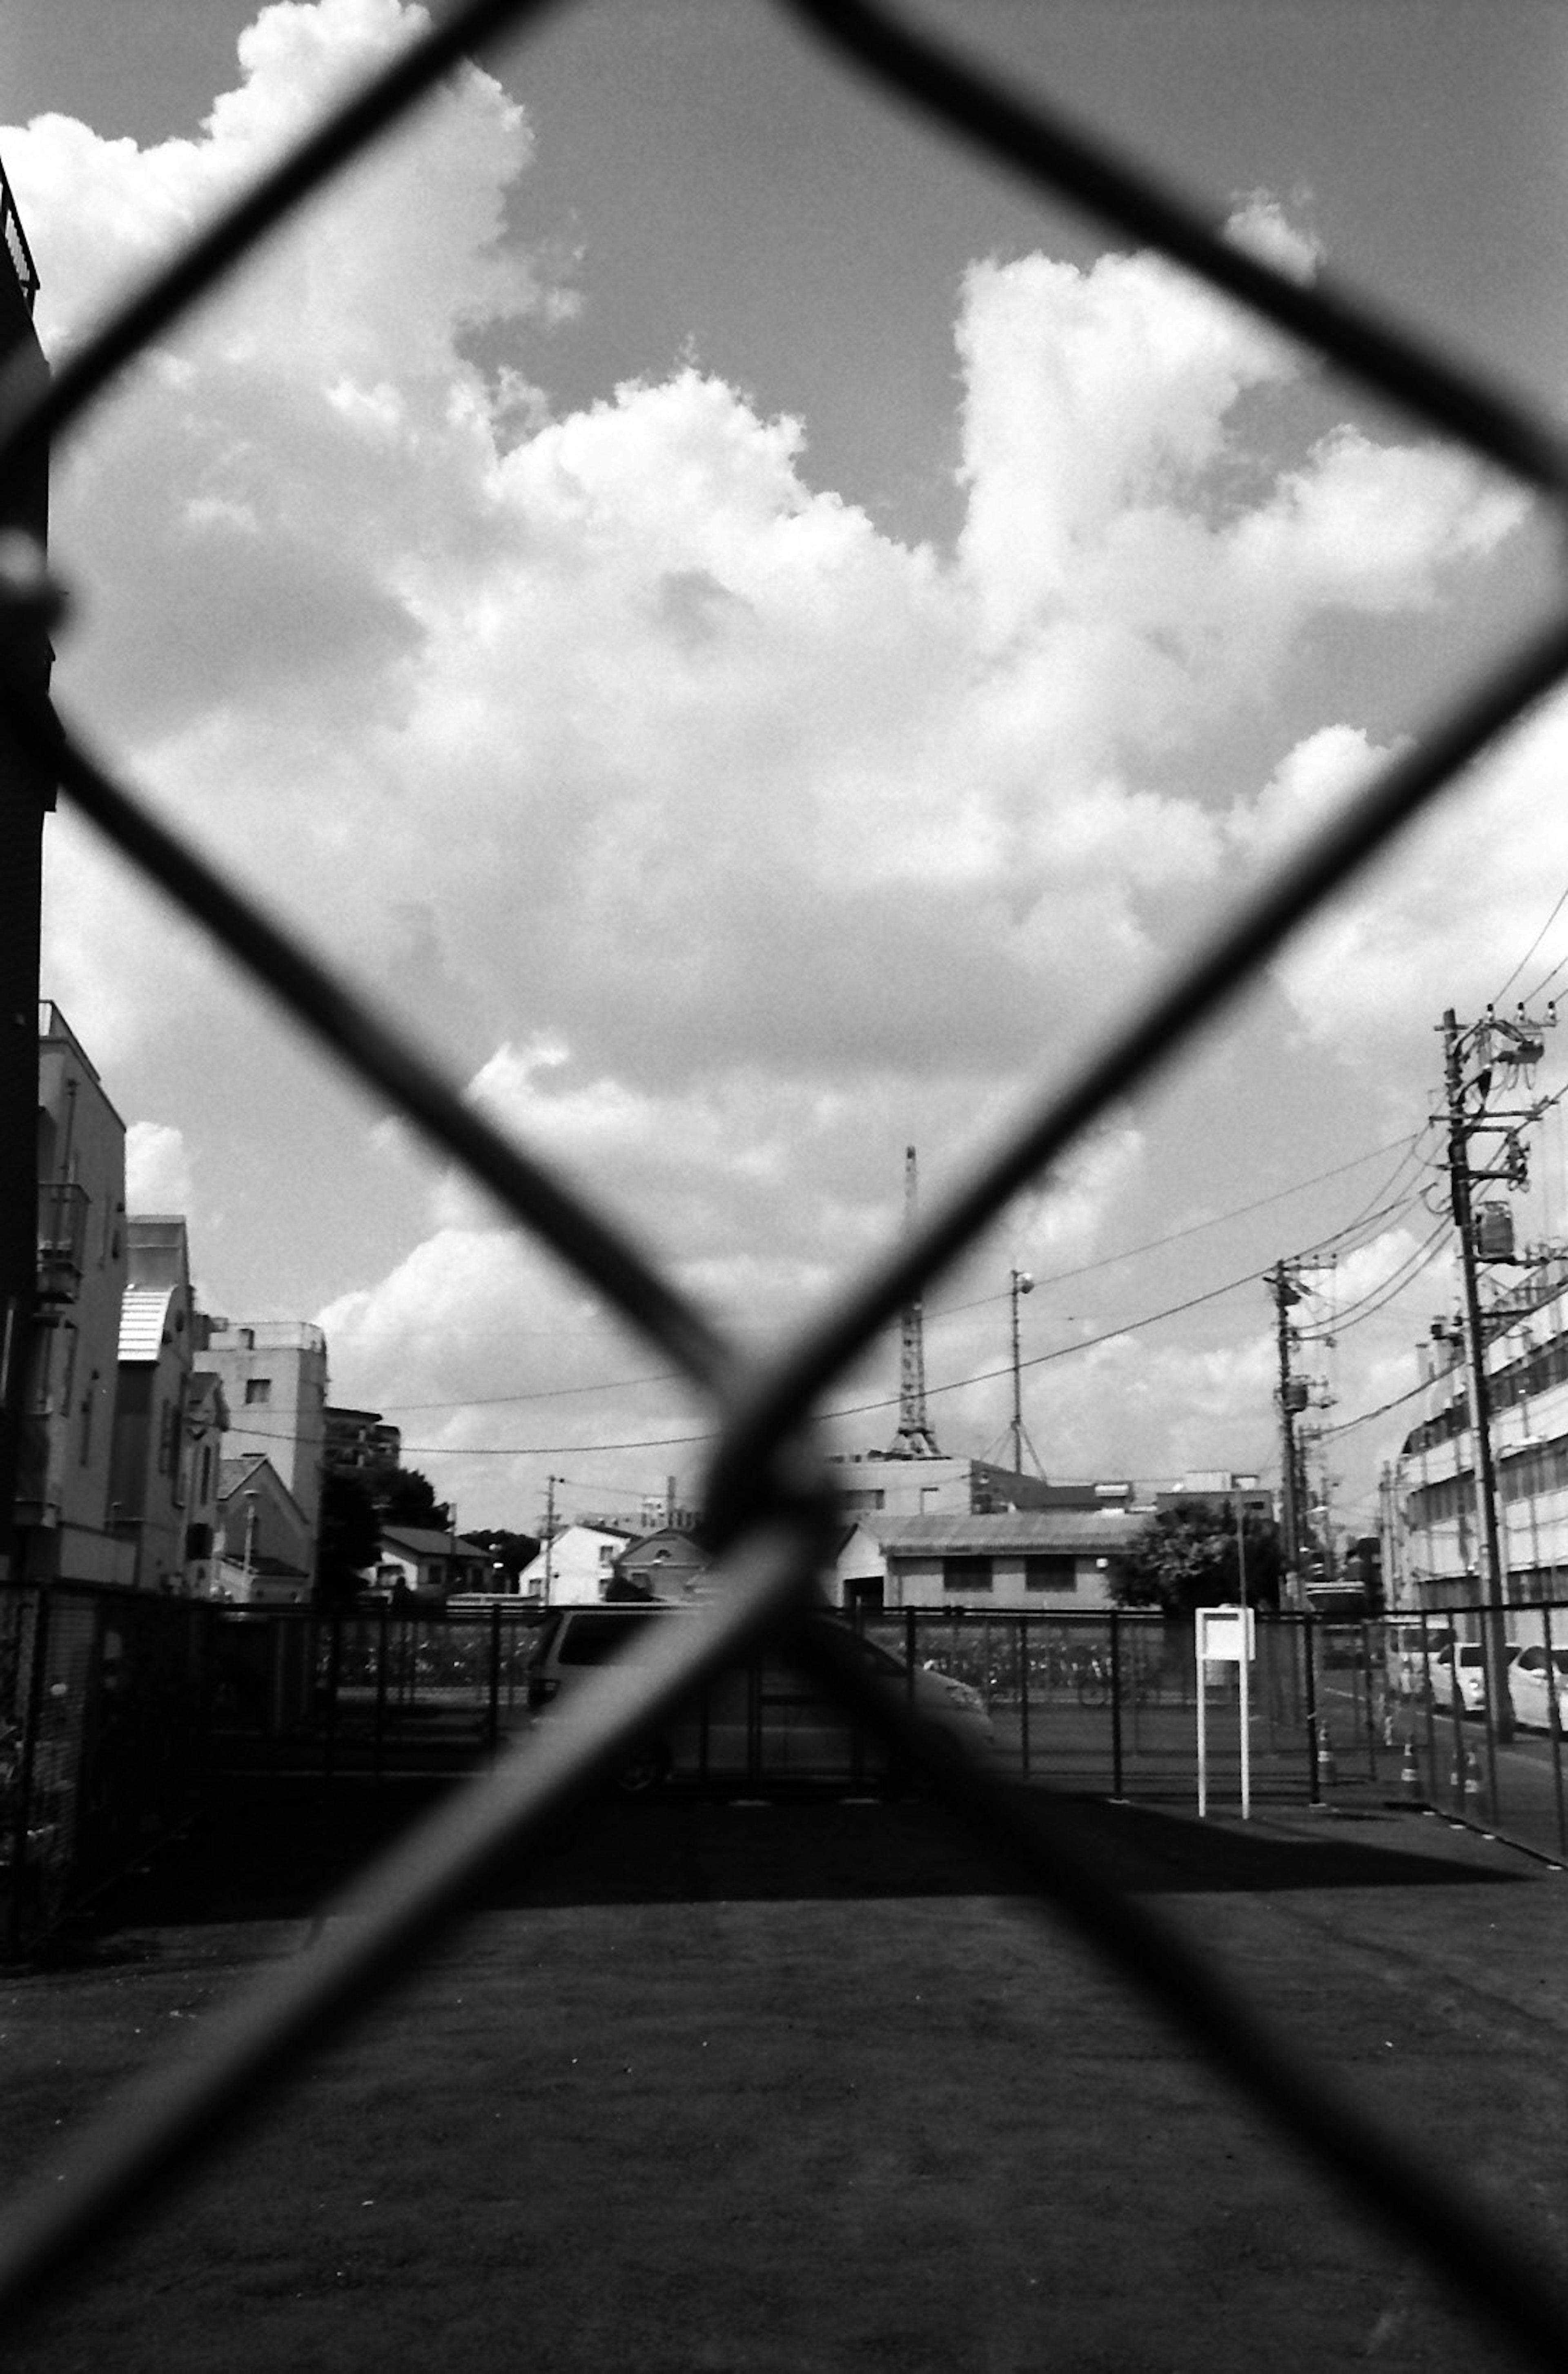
(1500, 878, 1568, 1006)
(1296, 1220, 1450, 1339)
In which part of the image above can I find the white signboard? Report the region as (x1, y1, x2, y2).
(1196, 1607, 1255, 1666)
(1196, 1603, 1254, 1819)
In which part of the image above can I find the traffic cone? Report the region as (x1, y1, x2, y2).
(1401, 1738, 1421, 1801)
(1316, 1720, 1336, 1790)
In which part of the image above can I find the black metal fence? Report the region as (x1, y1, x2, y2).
(5, 0, 1568, 2362)
(0, 1583, 214, 1949)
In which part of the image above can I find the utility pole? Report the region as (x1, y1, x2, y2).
(1007, 1267, 1044, 1477)
(1268, 1262, 1305, 1608)
(1439, 1003, 1555, 1750)
(542, 1473, 558, 1606)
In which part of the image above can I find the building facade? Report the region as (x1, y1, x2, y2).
(203, 1320, 329, 1546)
(826, 1451, 1133, 1523)
(517, 1522, 638, 1605)
(109, 1221, 201, 1593)
(16, 1008, 131, 1584)
(874, 1507, 1144, 1611)
(0, 158, 50, 1583)
(324, 1404, 402, 1492)
(1394, 1258, 1568, 1612)
(214, 1451, 314, 1603)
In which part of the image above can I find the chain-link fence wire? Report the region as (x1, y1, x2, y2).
(4, 0, 1568, 2356)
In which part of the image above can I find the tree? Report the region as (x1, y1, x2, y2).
(1111, 1501, 1281, 1619)
(375, 1466, 450, 1531)
(316, 1470, 382, 1610)
(464, 1528, 540, 1587)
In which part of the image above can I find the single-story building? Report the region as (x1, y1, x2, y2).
(874, 1508, 1143, 1610)
(368, 1524, 493, 1604)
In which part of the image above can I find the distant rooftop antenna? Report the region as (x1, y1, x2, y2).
(890, 1145, 942, 1459)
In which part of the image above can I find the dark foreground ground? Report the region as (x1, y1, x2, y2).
(2, 1778, 1568, 2374)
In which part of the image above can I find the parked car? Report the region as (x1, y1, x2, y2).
(1384, 1620, 1454, 1698)
(523, 1603, 993, 1791)
(1508, 1642, 1568, 1732)
(1428, 1640, 1488, 1714)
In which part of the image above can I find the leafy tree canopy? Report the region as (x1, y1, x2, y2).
(375, 1466, 451, 1531)
(464, 1528, 541, 1584)
(1111, 1502, 1280, 1619)
(316, 1470, 382, 1612)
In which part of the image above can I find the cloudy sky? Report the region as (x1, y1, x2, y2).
(7, 0, 1568, 1544)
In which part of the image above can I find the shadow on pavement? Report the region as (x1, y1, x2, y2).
(74, 1776, 1528, 1938)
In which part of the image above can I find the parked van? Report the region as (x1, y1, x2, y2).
(1384, 1617, 1456, 1699)
(523, 1603, 993, 1792)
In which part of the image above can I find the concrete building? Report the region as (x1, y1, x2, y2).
(1394, 1257, 1568, 1613)
(826, 1450, 1111, 1523)
(874, 1507, 1145, 1611)
(203, 1319, 329, 1545)
(0, 159, 51, 1583)
(324, 1404, 401, 1492)
(16, 1007, 132, 1584)
(180, 1368, 229, 1598)
(110, 1220, 201, 1593)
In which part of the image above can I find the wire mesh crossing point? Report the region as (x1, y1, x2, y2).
(6, 2, 1568, 2364)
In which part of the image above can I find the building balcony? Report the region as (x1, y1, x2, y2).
(36, 1179, 89, 1304)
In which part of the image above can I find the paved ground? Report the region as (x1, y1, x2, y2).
(3, 1777, 1568, 2372)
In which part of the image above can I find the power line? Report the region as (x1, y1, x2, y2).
(390, 1263, 1267, 1459)
(1296, 1220, 1450, 1339)
(1499, 877, 1568, 1006)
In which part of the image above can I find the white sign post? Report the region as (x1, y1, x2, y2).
(1196, 1604, 1256, 1819)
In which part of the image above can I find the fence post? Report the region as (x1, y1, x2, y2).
(1018, 1611, 1031, 1781)
(1109, 1609, 1125, 1800)
(322, 1617, 342, 1789)
(374, 1603, 390, 1784)
(7, 1589, 50, 1952)
(1418, 1610, 1439, 1802)
(1359, 1620, 1379, 1779)
(487, 1604, 502, 1766)
(1304, 1612, 1321, 1806)
(1544, 1601, 1568, 1862)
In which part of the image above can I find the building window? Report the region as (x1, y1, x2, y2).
(942, 1555, 992, 1594)
(245, 1377, 272, 1405)
(1024, 1555, 1078, 1592)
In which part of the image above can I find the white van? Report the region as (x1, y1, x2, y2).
(523, 1603, 992, 1792)
(1384, 1617, 1455, 1699)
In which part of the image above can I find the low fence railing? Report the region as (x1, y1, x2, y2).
(0, 1583, 216, 1949)
(10, 1588, 1568, 1945)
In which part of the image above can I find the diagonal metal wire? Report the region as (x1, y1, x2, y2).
(5, 0, 1568, 2364)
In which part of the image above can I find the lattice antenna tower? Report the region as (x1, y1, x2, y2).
(890, 1144, 942, 1458)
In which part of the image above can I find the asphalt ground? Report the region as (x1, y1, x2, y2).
(2, 1779, 1568, 2372)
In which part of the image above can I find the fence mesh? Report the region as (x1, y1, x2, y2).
(5, 0, 1568, 2360)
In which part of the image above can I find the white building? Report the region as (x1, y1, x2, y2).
(203, 1319, 329, 1546)
(517, 1521, 639, 1604)
(1394, 1260, 1568, 1613)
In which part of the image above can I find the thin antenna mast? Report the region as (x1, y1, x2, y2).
(890, 1146, 941, 1458)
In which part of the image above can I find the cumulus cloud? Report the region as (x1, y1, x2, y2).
(7, 0, 1535, 1521)
(126, 1119, 195, 1214)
